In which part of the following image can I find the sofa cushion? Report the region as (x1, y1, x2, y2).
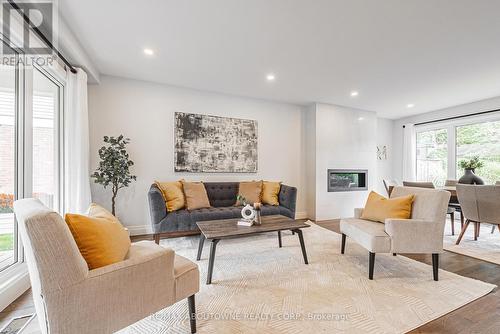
(237, 181, 262, 205)
(204, 182, 238, 207)
(340, 218, 391, 253)
(361, 191, 414, 223)
(262, 181, 281, 206)
(154, 180, 185, 212)
(65, 204, 131, 269)
(182, 181, 211, 210)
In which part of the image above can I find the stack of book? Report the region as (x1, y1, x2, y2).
(237, 219, 254, 227)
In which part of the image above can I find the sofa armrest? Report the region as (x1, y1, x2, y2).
(385, 218, 444, 253)
(279, 185, 297, 216)
(354, 208, 364, 218)
(148, 184, 167, 232)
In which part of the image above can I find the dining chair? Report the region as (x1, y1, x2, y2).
(403, 181, 457, 234)
(455, 185, 500, 244)
(383, 179, 399, 196)
(445, 179, 464, 231)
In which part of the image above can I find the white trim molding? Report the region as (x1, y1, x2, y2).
(0, 263, 30, 312)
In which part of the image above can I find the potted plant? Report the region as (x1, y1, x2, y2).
(91, 135, 137, 215)
(458, 156, 485, 185)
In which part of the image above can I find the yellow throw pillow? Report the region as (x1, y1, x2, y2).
(65, 204, 131, 270)
(361, 191, 414, 223)
(237, 181, 262, 205)
(182, 181, 211, 210)
(262, 181, 281, 206)
(155, 180, 186, 212)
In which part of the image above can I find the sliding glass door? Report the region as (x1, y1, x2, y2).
(0, 43, 64, 274)
(0, 56, 18, 271)
(416, 128, 448, 186)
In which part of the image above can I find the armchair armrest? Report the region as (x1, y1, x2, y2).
(89, 241, 175, 278)
(47, 241, 178, 333)
(148, 184, 167, 232)
(279, 185, 297, 215)
(354, 208, 364, 218)
(385, 218, 444, 253)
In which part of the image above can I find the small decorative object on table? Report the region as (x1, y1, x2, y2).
(239, 204, 256, 227)
(253, 202, 262, 225)
(458, 156, 485, 185)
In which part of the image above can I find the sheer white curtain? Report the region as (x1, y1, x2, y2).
(64, 68, 91, 213)
(402, 123, 416, 182)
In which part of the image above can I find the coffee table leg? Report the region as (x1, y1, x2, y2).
(294, 229, 308, 264)
(278, 231, 282, 248)
(196, 234, 205, 261)
(207, 239, 220, 284)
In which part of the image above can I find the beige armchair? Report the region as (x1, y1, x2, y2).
(340, 186, 450, 280)
(13, 198, 199, 334)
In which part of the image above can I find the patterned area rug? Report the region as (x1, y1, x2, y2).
(444, 220, 500, 265)
(120, 223, 495, 334)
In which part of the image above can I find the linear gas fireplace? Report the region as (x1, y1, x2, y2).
(327, 169, 368, 192)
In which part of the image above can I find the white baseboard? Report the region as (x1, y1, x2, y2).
(127, 224, 153, 236)
(295, 211, 309, 219)
(0, 264, 30, 312)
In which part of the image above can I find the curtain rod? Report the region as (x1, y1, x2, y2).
(402, 108, 500, 128)
(7, 0, 77, 74)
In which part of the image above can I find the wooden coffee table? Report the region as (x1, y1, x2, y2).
(196, 215, 310, 284)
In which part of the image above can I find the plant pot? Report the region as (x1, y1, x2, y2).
(458, 168, 485, 185)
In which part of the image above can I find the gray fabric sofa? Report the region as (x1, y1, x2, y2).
(148, 182, 297, 242)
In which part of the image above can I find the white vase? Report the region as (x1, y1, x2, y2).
(241, 204, 256, 221)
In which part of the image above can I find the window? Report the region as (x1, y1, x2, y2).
(416, 128, 448, 186)
(0, 59, 18, 271)
(0, 44, 64, 274)
(33, 69, 61, 210)
(456, 120, 500, 184)
(416, 115, 500, 186)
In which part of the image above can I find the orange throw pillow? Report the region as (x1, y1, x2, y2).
(182, 181, 211, 210)
(237, 181, 262, 205)
(361, 191, 414, 223)
(261, 181, 281, 205)
(155, 180, 186, 212)
(65, 204, 131, 269)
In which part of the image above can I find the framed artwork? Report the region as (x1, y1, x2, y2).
(174, 112, 258, 172)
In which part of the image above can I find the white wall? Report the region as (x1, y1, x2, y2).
(392, 96, 500, 181)
(313, 103, 378, 220)
(88, 76, 307, 234)
(375, 118, 394, 194)
(303, 104, 316, 219)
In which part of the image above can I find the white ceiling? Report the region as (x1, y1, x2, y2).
(59, 0, 500, 119)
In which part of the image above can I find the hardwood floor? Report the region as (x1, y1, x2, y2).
(2, 220, 499, 333)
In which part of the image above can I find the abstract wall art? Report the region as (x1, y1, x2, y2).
(174, 112, 258, 172)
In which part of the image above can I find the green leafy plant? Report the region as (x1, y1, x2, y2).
(458, 155, 484, 171)
(91, 135, 137, 215)
(236, 195, 247, 206)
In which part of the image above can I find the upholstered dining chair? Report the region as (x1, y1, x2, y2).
(13, 199, 200, 334)
(456, 185, 500, 244)
(340, 186, 450, 280)
(403, 181, 457, 234)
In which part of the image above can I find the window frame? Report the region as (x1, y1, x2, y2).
(0, 35, 66, 309)
(415, 112, 500, 183)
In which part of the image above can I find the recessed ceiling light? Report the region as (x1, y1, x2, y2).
(350, 91, 359, 97)
(407, 103, 415, 108)
(357, 117, 364, 121)
(143, 48, 154, 56)
(266, 73, 275, 81)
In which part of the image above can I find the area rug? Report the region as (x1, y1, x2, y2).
(443, 221, 500, 265)
(117, 222, 495, 334)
